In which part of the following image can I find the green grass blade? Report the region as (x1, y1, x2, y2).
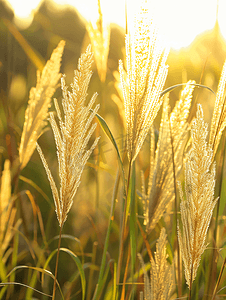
(93, 111, 125, 188)
(0, 286, 7, 299)
(43, 248, 85, 300)
(7, 265, 54, 280)
(160, 83, 216, 98)
(93, 171, 120, 300)
(48, 234, 84, 264)
(59, 248, 86, 300)
(0, 256, 7, 281)
(94, 260, 114, 300)
(19, 175, 53, 208)
(113, 262, 117, 300)
(8, 228, 19, 297)
(0, 282, 53, 298)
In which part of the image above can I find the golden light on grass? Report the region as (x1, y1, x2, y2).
(0, 160, 21, 258)
(178, 104, 218, 290)
(36, 44, 100, 227)
(141, 81, 195, 232)
(3, 0, 226, 298)
(19, 40, 65, 170)
(209, 60, 226, 158)
(0, 160, 11, 242)
(86, 0, 110, 83)
(119, 0, 169, 163)
(36, 44, 99, 300)
(138, 228, 173, 300)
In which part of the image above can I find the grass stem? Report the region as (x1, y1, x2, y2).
(117, 158, 132, 284)
(93, 169, 120, 300)
(52, 223, 63, 300)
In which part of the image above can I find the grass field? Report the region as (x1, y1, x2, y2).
(1, 0, 226, 299)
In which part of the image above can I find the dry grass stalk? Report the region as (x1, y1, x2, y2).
(178, 104, 218, 288)
(138, 228, 173, 300)
(141, 81, 195, 232)
(209, 60, 226, 157)
(19, 40, 65, 170)
(0, 160, 21, 258)
(86, 0, 110, 83)
(37, 45, 100, 227)
(119, 0, 169, 163)
(0, 159, 11, 243)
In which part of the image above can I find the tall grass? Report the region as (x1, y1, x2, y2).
(1, 0, 226, 299)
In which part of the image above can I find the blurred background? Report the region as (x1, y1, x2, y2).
(1, 0, 226, 298)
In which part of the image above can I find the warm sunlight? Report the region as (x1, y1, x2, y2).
(5, 0, 226, 49)
(2, 0, 226, 298)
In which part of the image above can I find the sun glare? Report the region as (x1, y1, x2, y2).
(5, 0, 226, 50)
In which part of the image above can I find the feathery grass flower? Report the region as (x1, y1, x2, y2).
(0, 160, 21, 257)
(138, 228, 173, 300)
(141, 82, 195, 232)
(86, 0, 110, 83)
(19, 40, 65, 170)
(209, 60, 226, 157)
(37, 45, 100, 227)
(119, 0, 169, 162)
(178, 104, 218, 288)
(0, 159, 11, 243)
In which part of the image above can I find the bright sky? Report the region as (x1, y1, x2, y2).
(5, 0, 226, 50)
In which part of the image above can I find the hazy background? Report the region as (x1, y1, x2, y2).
(1, 0, 226, 298)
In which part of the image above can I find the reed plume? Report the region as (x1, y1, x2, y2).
(0, 159, 11, 244)
(37, 45, 100, 227)
(112, 70, 127, 129)
(141, 81, 195, 232)
(86, 0, 110, 83)
(0, 160, 20, 257)
(19, 40, 65, 170)
(119, 0, 169, 163)
(138, 228, 173, 300)
(178, 104, 218, 289)
(209, 60, 226, 157)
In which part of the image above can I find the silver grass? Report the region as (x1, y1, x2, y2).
(138, 228, 173, 300)
(37, 45, 100, 227)
(19, 40, 65, 170)
(119, 0, 169, 163)
(209, 59, 226, 157)
(141, 81, 195, 232)
(178, 104, 218, 288)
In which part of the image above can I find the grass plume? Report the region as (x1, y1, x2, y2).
(36, 44, 100, 227)
(209, 60, 226, 157)
(178, 104, 218, 290)
(36, 44, 99, 300)
(141, 81, 195, 232)
(119, 0, 169, 162)
(19, 40, 65, 170)
(0, 160, 21, 261)
(86, 0, 110, 83)
(138, 228, 173, 300)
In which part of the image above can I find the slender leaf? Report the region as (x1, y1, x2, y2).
(0, 282, 52, 298)
(19, 175, 53, 207)
(43, 248, 86, 300)
(93, 111, 125, 189)
(61, 248, 86, 299)
(2, 18, 45, 70)
(160, 83, 216, 98)
(93, 171, 120, 300)
(48, 234, 84, 264)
